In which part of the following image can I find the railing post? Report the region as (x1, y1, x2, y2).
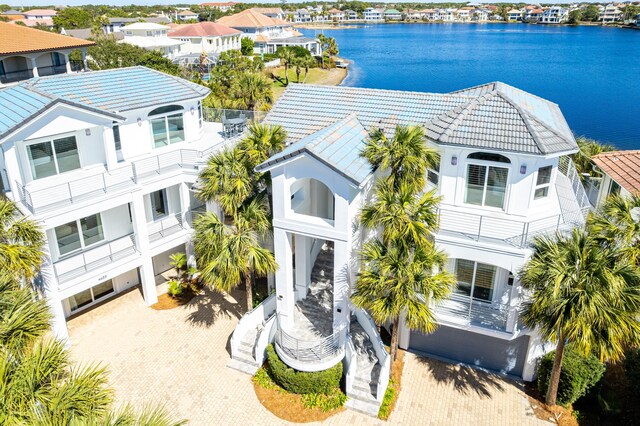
(68, 182, 73, 202)
(156, 156, 161, 175)
(477, 216, 483, 241)
(132, 163, 137, 183)
(557, 214, 562, 231)
(102, 173, 107, 193)
(467, 297, 473, 325)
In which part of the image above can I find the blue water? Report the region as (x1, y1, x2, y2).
(300, 23, 640, 149)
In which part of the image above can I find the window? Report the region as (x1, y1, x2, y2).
(68, 279, 114, 312)
(149, 105, 185, 148)
(427, 153, 440, 186)
(113, 125, 121, 151)
(453, 260, 497, 302)
(150, 189, 168, 220)
(609, 180, 621, 197)
(534, 165, 552, 199)
(27, 136, 81, 180)
(55, 213, 104, 256)
(465, 164, 509, 209)
(467, 152, 511, 163)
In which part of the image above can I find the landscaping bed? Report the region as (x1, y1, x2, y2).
(151, 289, 198, 310)
(379, 349, 405, 420)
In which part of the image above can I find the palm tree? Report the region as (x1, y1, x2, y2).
(302, 56, 315, 82)
(277, 46, 296, 85)
(230, 72, 273, 111)
(0, 197, 45, 282)
(197, 147, 253, 216)
(352, 239, 455, 365)
(194, 198, 277, 310)
(361, 181, 440, 248)
(0, 272, 185, 425)
(237, 121, 287, 169)
(572, 136, 615, 179)
(519, 228, 640, 406)
(361, 125, 438, 192)
(589, 194, 640, 266)
(292, 55, 304, 82)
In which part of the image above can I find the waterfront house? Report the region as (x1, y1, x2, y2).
(200, 2, 238, 12)
(588, 150, 640, 207)
(364, 7, 384, 22)
(456, 7, 474, 22)
(438, 8, 457, 21)
(328, 8, 346, 22)
(227, 81, 589, 415)
(344, 10, 359, 20)
(0, 66, 217, 342)
(599, 4, 622, 23)
(507, 9, 523, 21)
(421, 9, 438, 21)
(472, 8, 490, 21)
(294, 9, 312, 23)
(524, 8, 544, 22)
(102, 16, 171, 34)
(384, 9, 403, 21)
(250, 7, 286, 20)
(540, 6, 568, 23)
(176, 10, 199, 22)
(636, 13, 640, 26)
(0, 22, 93, 85)
(168, 22, 242, 57)
(119, 22, 184, 59)
(217, 9, 320, 55)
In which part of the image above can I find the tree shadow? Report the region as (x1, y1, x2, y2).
(415, 354, 508, 399)
(182, 286, 245, 328)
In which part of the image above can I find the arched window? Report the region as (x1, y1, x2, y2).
(465, 152, 510, 209)
(290, 178, 335, 221)
(149, 105, 185, 148)
(467, 152, 511, 164)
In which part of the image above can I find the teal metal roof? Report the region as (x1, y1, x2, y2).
(256, 114, 372, 186)
(264, 83, 577, 156)
(0, 66, 209, 141)
(26, 66, 210, 112)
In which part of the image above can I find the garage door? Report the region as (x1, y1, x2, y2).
(409, 325, 530, 378)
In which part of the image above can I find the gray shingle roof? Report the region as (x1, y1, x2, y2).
(265, 82, 577, 156)
(257, 114, 371, 186)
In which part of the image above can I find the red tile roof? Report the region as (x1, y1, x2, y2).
(169, 21, 241, 37)
(217, 9, 289, 28)
(592, 150, 640, 194)
(0, 22, 95, 55)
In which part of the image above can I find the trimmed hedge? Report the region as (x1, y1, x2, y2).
(537, 348, 605, 406)
(266, 344, 342, 394)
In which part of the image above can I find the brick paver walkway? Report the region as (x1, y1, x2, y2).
(68, 286, 547, 425)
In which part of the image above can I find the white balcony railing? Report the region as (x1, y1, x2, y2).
(53, 234, 137, 284)
(148, 213, 187, 243)
(275, 314, 347, 365)
(433, 296, 511, 332)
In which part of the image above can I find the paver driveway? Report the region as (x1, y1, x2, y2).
(68, 286, 547, 425)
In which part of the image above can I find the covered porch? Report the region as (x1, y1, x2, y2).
(0, 49, 88, 84)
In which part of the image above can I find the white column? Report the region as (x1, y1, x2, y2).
(179, 182, 192, 229)
(30, 57, 39, 78)
(3, 145, 22, 198)
(274, 228, 294, 329)
(81, 49, 88, 71)
(294, 234, 309, 301)
(332, 240, 350, 333)
(506, 279, 521, 333)
(41, 258, 70, 344)
(64, 53, 72, 73)
(102, 126, 118, 171)
(130, 194, 157, 305)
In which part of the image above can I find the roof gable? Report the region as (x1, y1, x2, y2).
(0, 22, 95, 55)
(217, 9, 287, 28)
(592, 150, 640, 194)
(256, 114, 372, 186)
(168, 21, 241, 37)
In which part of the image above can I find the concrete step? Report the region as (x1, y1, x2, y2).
(227, 358, 259, 375)
(353, 377, 378, 394)
(237, 346, 253, 358)
(345, 396, 380, 418)
(348, 387, 377, 402)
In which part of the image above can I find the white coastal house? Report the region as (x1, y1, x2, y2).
(364, 8, 384, 21)
(176, 10, 199, 22)
(217, 9, 321, 55)
(507, 9, 523, 21)
(102, 16, 172, 35)
(226, 82, 590, 415)
(540, 6, 568, 23)
(0, 22, 94, 85)
(599, 4, 622, 23)
(120, 22, 185, 59)
(0, 66, 220, 342)
(200, 2, 239, 13)
(293, 9, 312, 23)
(250, 7, 286, 20)
(169, 22, 242, 55)
(384, 9, 403, 21)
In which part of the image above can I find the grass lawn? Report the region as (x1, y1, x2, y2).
(267, 66, 348, 101)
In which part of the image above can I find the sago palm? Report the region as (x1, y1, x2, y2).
(519, 228, 640, 406)
(0, 197, 45, 282)
(194, 197, 277, 310)
(361, 180, 440, 248)
(352, 239, 455, 365)
(589, 194, 640, 266)
(361, 124, 438, 192)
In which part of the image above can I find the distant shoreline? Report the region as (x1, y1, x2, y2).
(294, 21, 639, 30)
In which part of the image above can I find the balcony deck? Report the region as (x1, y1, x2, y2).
(433, 297, 511, 333)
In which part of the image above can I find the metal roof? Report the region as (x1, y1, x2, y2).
(25, 66, 210, 112)
(264, 82, 577, 156)
(0, 66, 209, 141)
(257, 114, 372, 186)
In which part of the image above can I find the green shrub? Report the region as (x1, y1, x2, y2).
(537, 348, 605, 406)
(624, 347, 640, 395)
(252, 367, 277, 390)
(378, 380, 396, 420)
(265, 345, 342, 394)
(301, 388, 347, 412)
(167, 279, 184, 297)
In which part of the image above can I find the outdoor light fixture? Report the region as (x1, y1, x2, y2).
(451, 156, 458, 166)
(137, 117, 142, 126)
(190, 106, 195, 115)
(520, 164, 527, 174)
(85, 129, 91, 136)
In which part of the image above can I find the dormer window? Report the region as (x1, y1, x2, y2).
(27, 136, 80, 180)
(465, 152, 510, 209)
(534, 166, 552, 199)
